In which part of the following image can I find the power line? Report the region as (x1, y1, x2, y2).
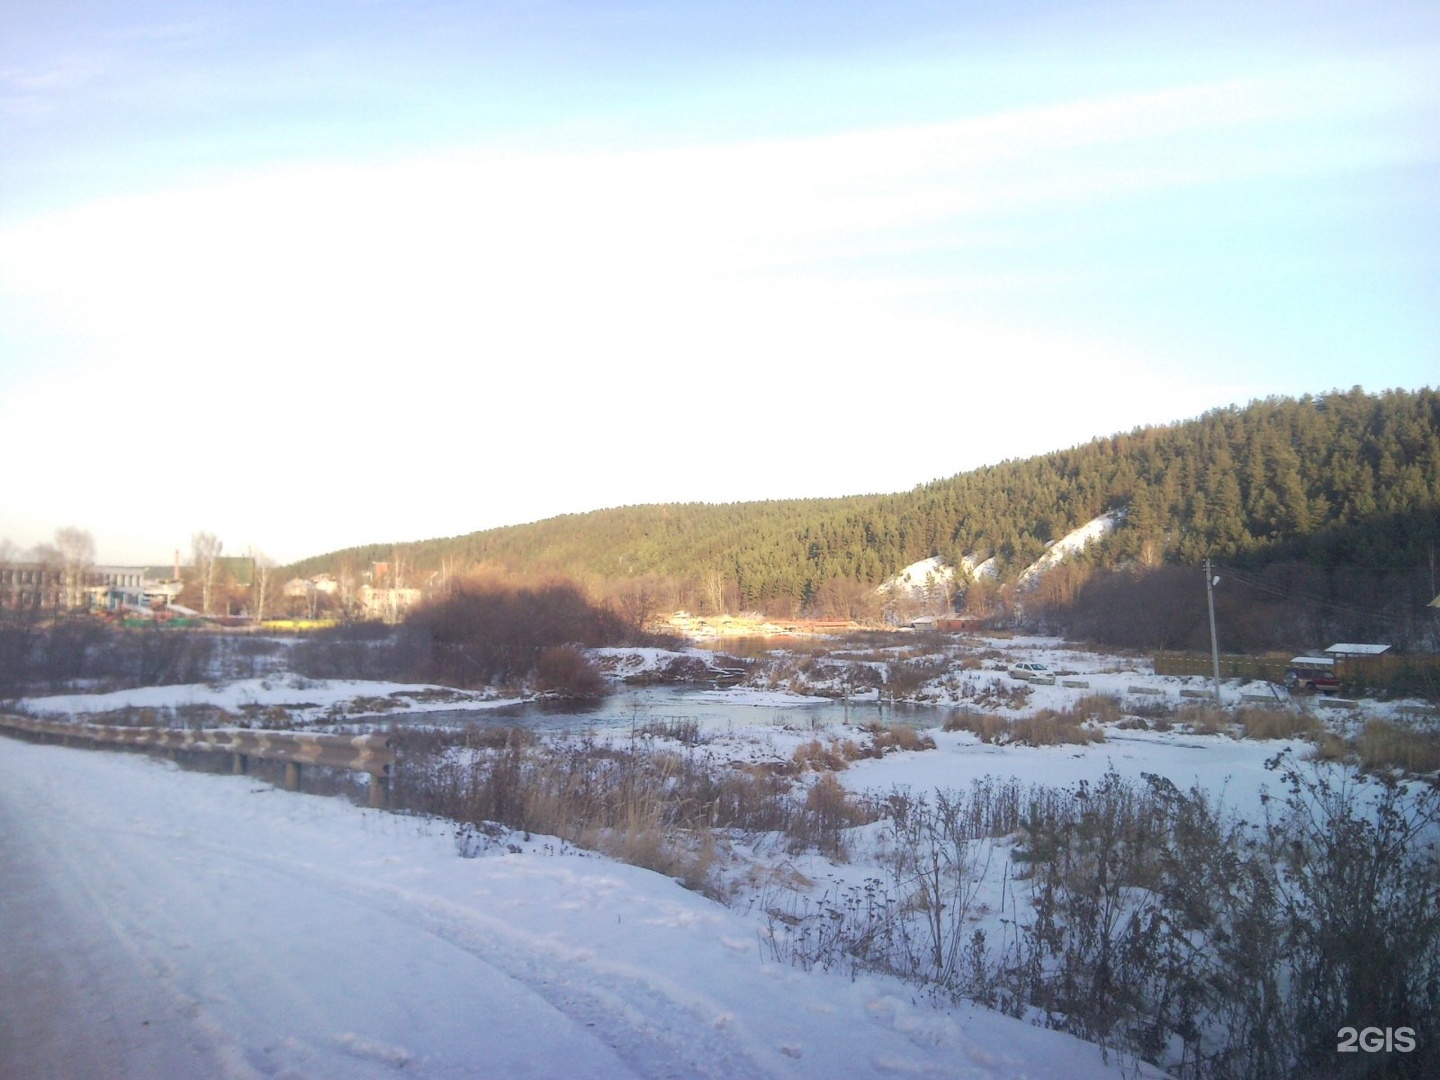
(1216, 563, 1402, 625)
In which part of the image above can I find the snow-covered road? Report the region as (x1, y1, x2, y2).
(0, 739, 1152, 1079)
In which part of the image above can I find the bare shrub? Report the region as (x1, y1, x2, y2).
(657, 655, 714, 683)
(1263, 756, 1440, 1079)
(395, 723, 1440, 1080)
(974, 681, 1034, 710)
(762, 876, 904, 978)
(1005, 771, 1206, 1057)
(884, 657, 950, 698)
(992, 760, 1440, 1079)
(793, 773, 876, 858)
(0, 618, 225, 695)
(767, 777, 1027, 996)
(403, 578, 631, 687)
(884, 788, 996, 989)
(534, 645, 610, 699)
(708, 766, 796, 834)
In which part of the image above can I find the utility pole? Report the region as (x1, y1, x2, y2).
(1205, 558, 1222, 708)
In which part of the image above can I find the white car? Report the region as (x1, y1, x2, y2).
(1008, 662, 1052, 681)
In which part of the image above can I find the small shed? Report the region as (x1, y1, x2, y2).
(1325, 643, 1391, 680)
(1324, 643, 1391, 657)
(937, 616, 984, 633)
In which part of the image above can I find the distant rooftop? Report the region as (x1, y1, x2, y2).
(1324, 643, 1391, 656)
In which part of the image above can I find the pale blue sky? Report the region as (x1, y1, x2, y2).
(2, 1, 1437, 564)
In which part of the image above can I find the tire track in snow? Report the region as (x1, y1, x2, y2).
(157, 835, 782, 1080)
(1, 745, 779, 1079)
(0, 766, 262, 1080)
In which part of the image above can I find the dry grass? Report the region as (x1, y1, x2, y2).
(1355, 718, 1440, 775)
(633, 716, 707, 745)
(942, 706, 1103, 746)
(861, 723, 937, 756)
(1306, 730, 1351, 763)
(1008, 708, 1106, 747)
(790, 738, 856, 772)
(1072, 694, 1123, 725)
(394, 726, 893, 892)
(973, 682, 1034, 711)
(1177, 705, 1233, 735)
(796, 773, 879, 859)
(944, 710, 1011, 742)
(1302, 719, 1440, 777)
(1236, 707, 1321, 741)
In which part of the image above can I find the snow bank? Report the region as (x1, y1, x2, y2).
(18, 676, 518, 724)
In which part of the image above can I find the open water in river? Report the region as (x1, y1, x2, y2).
(383, 685, 958, 736)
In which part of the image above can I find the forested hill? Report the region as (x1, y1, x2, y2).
(295, 387, 1440, 615)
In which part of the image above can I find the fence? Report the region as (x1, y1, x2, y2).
(1155, 651, 1440, 694)
(0, 714, 395, 808)
(1153, 652, 1292, 683)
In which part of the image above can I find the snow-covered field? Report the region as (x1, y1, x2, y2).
(4, 635, 1436, 1078)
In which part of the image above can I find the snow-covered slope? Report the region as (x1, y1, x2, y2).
(876, 555, 954, 598)
(877, 553, 1002, 600)
(1017, 512, 1120, 586)
(877, 512, 1119, 597)
(959, 553, 999, 580)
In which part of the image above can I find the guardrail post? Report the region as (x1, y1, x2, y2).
(368, 768, 390, 810)
(285, 760, 302, 792)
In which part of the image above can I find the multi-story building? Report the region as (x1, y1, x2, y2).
(0, 563, 65, 612)
(1, 563, 182, 616)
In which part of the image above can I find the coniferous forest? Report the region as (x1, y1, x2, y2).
(292, 387, 1440, 650)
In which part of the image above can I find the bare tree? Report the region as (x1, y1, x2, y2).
(337, 559, 359, 621)
(30, 542, 62, 614)
(0, 538, 14, 616)
(615, 576, 665, 637)
(249, 546, 274, 625)
(439, 554, 461, 598)
(389, 545, 412, 623)
(55, 526, 95, 612)
(191, 532, 223, 615)
(702, 567, 729, 615)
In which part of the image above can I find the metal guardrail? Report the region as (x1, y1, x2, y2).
(0, 714, 394, 808)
